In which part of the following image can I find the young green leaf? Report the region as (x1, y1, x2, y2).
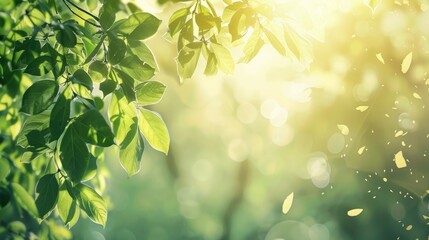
(35, 173, 59, 219)
(88, 61, 108, 83)
(20, 80, 58, 115)
(72, 110, 115, 147)
(72, 184, 107, 227)
(168, 8, 189, 37)
(58, 184, 80, 228)
(177, 42, 202, 81)
(119, 120, 144, 176)
(135, 81, 166, 105)
(138, 109, 170, 155)
(60, 127, 90, 183)
(109, 89, 136, 145)
(119, 55, 155, 82)
(211, 43, 235, 73)
(128, 40, 158, 70)
(10, 183, 39, 218)
(263, 27, 286, 56)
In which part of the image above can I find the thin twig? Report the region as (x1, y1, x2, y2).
(65, 0, 100, 22)
(62, 0, 101, 28)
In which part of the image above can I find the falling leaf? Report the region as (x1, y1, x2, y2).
(282, 192, 294, 214)
(358, 146, 366, 155)
(364, 0, 383, 12)
(347, 208, 363, 217)
(356, 106, 369, 112)
(376, 53, 385, 64)
(394, 151, 407, 169)
(405, 225, 412, 231)
(337, 125, 349, 135)
(401, 52, 413, 74)
(413, 93, 422, 99)
(383, 177, 387, 182)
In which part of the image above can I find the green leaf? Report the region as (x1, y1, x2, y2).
(56, 26, 77, 48)
(138, 109, 170, 154)
(10, 183, 39, 218)
(72, 69, 93, 91)
(168, 8, 189, 37)
(17, 112, 50, 148)
(99, 79, 117, 98)
(177, 19, 194, 51)
(60, 127, 90, 183)
(71, 184, 107, 227)
(128, 13, 161, 40)
(228, 8, 255, 42)
(21, 80, 58, 115)
(87, 0, 97, 11)
(177, 42, 202, 81)
(128, 40, 158, 70)
(35, 173, 59, 219)
(84, 35, 106, 65)
(72, 110, 115, 147)
(211, 43, 235, 73)
(195, 12, 220, 31)
(0, 186, 10, 208)
(99, 5, 115, 30)
(108, 35, 127, 65)
(119, 120, 143, 176)
(50, 94, 71, 141)
(115, 69, 136, 102)
(263, 27, 286, 56)
(88, 61, 108, 83)
(111, 12, 161, 40)
(25, 56, 55, 76)
(120, 55, 155, 82)
(135, 81, 166, 105)
(204, 52, 217, 75)
(58, 184, 80, 228)
(240, 27, 264, 63)
(0, 158, 10, 181)
(82, 154, 97, 181)
(7, 221, 26, 234)
(109, 89, 136, 145)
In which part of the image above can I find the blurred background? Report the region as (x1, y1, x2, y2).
(72, 0, 429, 239)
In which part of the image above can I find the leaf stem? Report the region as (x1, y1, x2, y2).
(62, 0, 101, 28)
(64, 0, 100, 22)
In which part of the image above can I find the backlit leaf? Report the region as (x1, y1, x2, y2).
(21, 80, 58, 115)
(71, 183, 107, 227)
(138, 109, 170, 154)
(135, 81, 166, 105)
(10, 183, 39, 218)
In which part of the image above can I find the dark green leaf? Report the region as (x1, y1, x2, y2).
(17, 112, 50, 148)
(99, 5, 115, 30)
(72, 110, 115, 147)
(0, 157, 11, 181)
(20, 80, 58, 115)
(10, 183, 39, 218)
(35, 173, 59, 219)
(0, 186, 10, 207)
(135, 81, 166, 105)
(120, 55, 155, 81)
(58, 183, 80, 228)
(72, 69, 93, 91)
(99, 79, 117, 98)
(24, 56, 55, 76)
(60, 127, 90, 183)
(50, 93, 71, 141)
(71, 183, 107, 227)
(168, 8, 189, 37)
(56, 26, 77, 48)
(84, 35, 106, 65)
(108, 35, 126, 65)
